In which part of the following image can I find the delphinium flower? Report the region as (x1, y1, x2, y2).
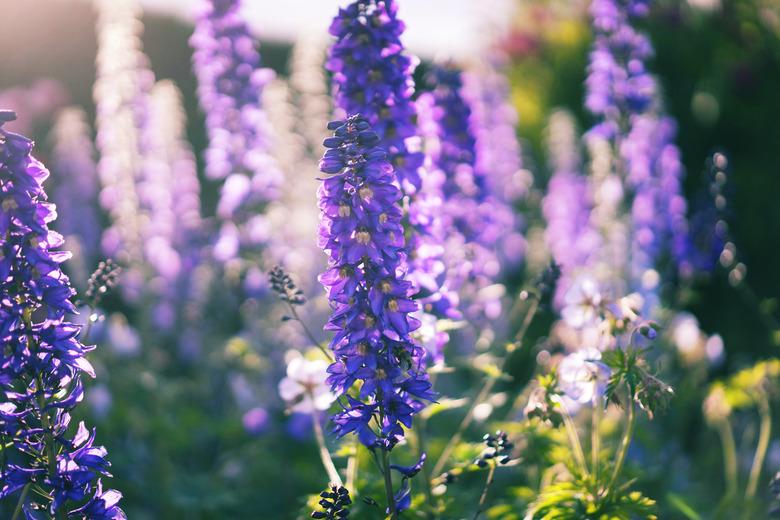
(585, 0, 690, 311)
(541, 110, 601, 305)
(190, 0, 281, 265)
(93, 0, 152, 272)
(317, 116, 434, 512)
(417, 65, 506, 326)
(327, 0, 456, 361)
(0, 111, 124, 518)
(462, 54, 529, 266)
(138, 80, 204, 331)
(49, 107, 102, 290)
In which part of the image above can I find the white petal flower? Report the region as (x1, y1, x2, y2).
(561, 276, 602, 329)
(278, 357, 336, 414)
(558, 348, 611, 407)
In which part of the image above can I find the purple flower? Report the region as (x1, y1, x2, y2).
(317, 116, 433, 451)
(191, 0, 282, 261)
(50, 108, 101, 283)
(417, 66, 507, 324)
(327, 0, 456, 361)
(0, 111, 123, 517)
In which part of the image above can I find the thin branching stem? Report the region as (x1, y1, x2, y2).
(745, 392, 772, 501)
(606, 399, 635, 497)
(473, 462, 496, 520)
(381, 449, 397, 519)
(311, 409, 343, 486)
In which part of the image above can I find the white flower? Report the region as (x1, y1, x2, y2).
(561, 276, 602, 329)
(278, 357, 336, 414)
(557, 348, 611, 407)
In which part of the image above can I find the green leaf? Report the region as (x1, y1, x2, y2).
(666, 493, 703, 520)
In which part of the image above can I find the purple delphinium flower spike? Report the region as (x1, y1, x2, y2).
(0, 111, 124, 519)
(190, 0, 282, 263)
(327, 0, 456, 361)
(93, 0, 152, 268)
(463, 56, 529, 266)
(542, 110, 602, 306)
(138, 80, 204, 332)
(418, 66, 506, 324)
(317, 115, 434, 451)
(327, 0, 423, 193)
(583, 0, 690, 310)
(49, 107, 102, 289)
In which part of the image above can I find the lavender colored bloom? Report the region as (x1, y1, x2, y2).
(327, 0, 423, 192)
(0, 111, 123, 518)
(317, 116, 434, 451)
(139, 80, 204, 331)
(418, 66, 506, 323)
(49, 107, 102, 288)
(463, 59, 528, 266)
(328, 0, 455, 360)
(582, 0, 690, 310)
(541, 110, 602, 304)
(191, 0, 282, 262)
(93, 0, 152, 267)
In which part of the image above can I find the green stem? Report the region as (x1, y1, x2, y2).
(346, 437, 358, 495)
(432, 298, 541, 479)
(472, 462, 496, 520)
(745, 393, 772, 501)
(559, 399, 590, 478)
(311, 409, 343, 486)
(431, 377, 496, 478)
(716, 417, 739, 499)
(606, 400, 635, 497)
(381, 449, 397, 519)
(592, 396, 602, 484)
(11, 483, 31, 520)
(289, 304, 333, 362)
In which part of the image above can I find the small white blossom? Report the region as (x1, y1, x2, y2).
(278, 356, 336, 414)
(561, 276, 602, 329)
(558, 348, 611, 407)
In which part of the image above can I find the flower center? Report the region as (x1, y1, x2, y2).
(355, 230, 371, 244)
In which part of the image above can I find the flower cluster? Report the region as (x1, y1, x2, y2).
(327, 0, 455, 361)
(317, 115, 434, 450)
(587, 0, 689, 308)
(50, 107, 101, 284)
(0, 111, 124, 518)
(475, 431, 514, 468)
(191, 0, 282, 262)
(139, 80, 204, 331)
(418, 66, 505, 322)
(327, 0, 422, 192)
(93, 0, 151, 267)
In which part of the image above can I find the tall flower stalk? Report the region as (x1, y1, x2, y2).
(418, 66, 505, 326)
(0, 110, 124, 519)
(49, 107, 102, 290)
(584, 0, 689, 311)
(317, 115, 434, 514)
(328, 0, 456, 361)
(92, 0, 151, 269)
(190, 0, 281, 264)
